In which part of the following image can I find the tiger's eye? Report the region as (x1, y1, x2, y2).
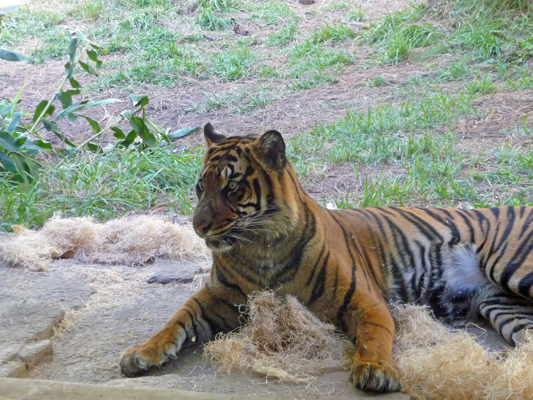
(228, 181, 238, 191)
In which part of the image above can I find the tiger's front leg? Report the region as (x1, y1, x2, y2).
(120, 286, 240, 377)
(347, 295, 401, 392)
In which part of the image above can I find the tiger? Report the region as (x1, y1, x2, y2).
(120, 123, 533, 392)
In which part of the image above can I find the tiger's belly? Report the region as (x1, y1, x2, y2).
(389, 243, 492, 321)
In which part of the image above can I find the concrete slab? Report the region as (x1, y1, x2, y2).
(0, 378, 273, 400)
(0, 256, 412, 399)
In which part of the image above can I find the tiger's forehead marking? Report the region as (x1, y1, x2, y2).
(201, 135, 258, 182)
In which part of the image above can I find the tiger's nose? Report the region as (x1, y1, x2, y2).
(193, 221, 212, 237)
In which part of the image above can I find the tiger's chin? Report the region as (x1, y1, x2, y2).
(205, 236, 238, 252)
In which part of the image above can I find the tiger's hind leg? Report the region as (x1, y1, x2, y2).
(476, 287, 533, 345)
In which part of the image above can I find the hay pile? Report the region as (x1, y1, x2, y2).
(206, 294, 533, 400)
(393, 304, 533, 400)
(204, 291, 353, 383)
(0, 215, 209, 271)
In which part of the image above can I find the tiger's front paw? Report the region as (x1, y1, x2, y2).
(120, 341, 179, 377)
(350, 360, 401, 392)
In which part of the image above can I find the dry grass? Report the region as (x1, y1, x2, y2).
(204, 291, 353, 383)
(53, 309, 82, 338)
(394, 304, 533, 400)
(206, 293, 533, 399)
(0, 215, 209, 271)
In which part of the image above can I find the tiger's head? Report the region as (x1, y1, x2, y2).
(192, 123, 300, 252)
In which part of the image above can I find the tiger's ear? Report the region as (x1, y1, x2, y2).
(204, 123, 226, 147)
(255, 130, 286, 171)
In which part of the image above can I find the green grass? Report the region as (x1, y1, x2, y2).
(287, 40, 354, 89)
(465, 74, 497, 94)
(249, 2, 295, 25)
(266, 21, 298, 46)
(312, 23, 355, 43)
(197, 8, 232, 30)
(0, 148, 201, 232)
(347, 6, 367, 22)
(2, 0, 533, 232)
(213, 46, 257, 81)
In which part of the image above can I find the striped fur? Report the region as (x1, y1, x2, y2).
(120, 125, 533, 392)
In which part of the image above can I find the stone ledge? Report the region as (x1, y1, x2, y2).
(0, 341, 53, 378)
(0, 378, 277, 400)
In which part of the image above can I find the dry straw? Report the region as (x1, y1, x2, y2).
(2, 217, 533, 399)
(206, 294, 533, 400)
(0, 214, 209, 271)
(204, 291, 354, 383)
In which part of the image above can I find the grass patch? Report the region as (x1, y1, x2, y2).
(266, 21, 298, 46)
(0, 148, 201, 232)
(212, 46, 257, 81)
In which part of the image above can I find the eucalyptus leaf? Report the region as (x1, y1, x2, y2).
(0, 4, 22, 15)
(7, 112, 21, 134)
(168, 126, 200, 140)
(33, 100, 55, 122)
(0, 48, 27, 62)
(130, 95, 149, 108)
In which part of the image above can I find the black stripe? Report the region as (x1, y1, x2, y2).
(422, 208, 461, 246)
(519, 207, 533, 239)
(488, 241, 509, 284)
(329, 213, 357, 331)
(455, 209, 476, 243)
(185, 310, 199, 341)
(500, 227, 533, 290)
(215, 264, 247, 297)
(193, 297, 225, 334)
(518, 271, 533, 297)
(363, 321, 394, 338)
(472, 209, 490, 236)
(306, 243, 327, 285)
(274, 202, 316, 284)
(394, 208, 444, 242)
(308, 251, 330, 304)
(494, 207, 516, 253)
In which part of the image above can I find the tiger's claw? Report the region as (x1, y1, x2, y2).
(350, 361, 402, 392)
(119, 345, 169, 377)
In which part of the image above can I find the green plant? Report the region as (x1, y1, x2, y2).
(465, 74, 497, 94)
(0, 29, 198, 185)
(213, 46, 256, 81)
(347, 6, 366, 22)
(312, 23, 355, 43)
(266, 21, 298, 46)
(197, 7, 231, 30)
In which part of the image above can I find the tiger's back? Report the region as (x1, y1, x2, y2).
(120, 125, 533, 393)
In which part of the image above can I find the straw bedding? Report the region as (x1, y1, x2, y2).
(2, 217, 533, 399)
(0, 215, 209, 271)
